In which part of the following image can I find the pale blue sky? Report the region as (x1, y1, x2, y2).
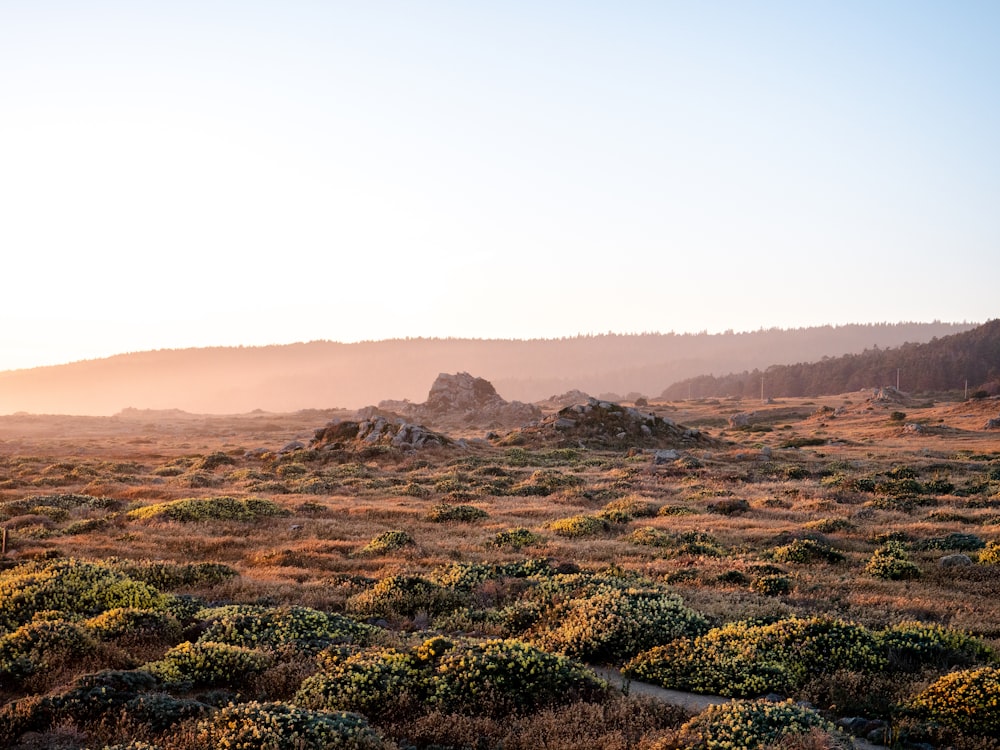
(1, 1, 997, 370)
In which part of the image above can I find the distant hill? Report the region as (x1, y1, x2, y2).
(0, 322, 975, 415)
(660, 320, 1000, 400)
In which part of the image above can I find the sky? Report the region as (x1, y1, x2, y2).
(1, 1, 998, 372)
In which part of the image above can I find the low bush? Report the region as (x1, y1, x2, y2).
(546, 514, 611, 537)
(197, 604, 372, 652)
(195, 700, 389, 750)
(879, 621, 994, 670)
(0, 558, 168, 632)
(295, 648, 424, 716)
(143, 640, 271, 688)
(678, 699, 846, 750)
(429, 638, 608, 716)
(355, 530, 414, 556)
(426, 503, 489, 522)
(345, 575, 464, 619)
(84, 607, 182, 644)
(127, 496, 288, 522)
(773, 538, 845, 564)
(978, 541, 1000, 565)
(532, 587, 708, 662)
(111, 560, 239, 590)
(625, 617, 886, 697)
(865, 541, 921, 580)
(0, 618, 101, 683)
(487, 527, 544, 549)
(908, 666, 1000, 737)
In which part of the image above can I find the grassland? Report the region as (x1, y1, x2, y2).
(0, 392, 998, 749)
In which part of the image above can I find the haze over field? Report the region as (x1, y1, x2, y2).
(2, 2, 997, 375)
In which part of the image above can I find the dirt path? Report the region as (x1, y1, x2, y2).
(590, 666, 887, 750)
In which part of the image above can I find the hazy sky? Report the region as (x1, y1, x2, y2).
(2, 1, 997, 371)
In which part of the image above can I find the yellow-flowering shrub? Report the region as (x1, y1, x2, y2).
(0, 619, 100, 682)
(546, 514, 610, 537)
(533, 587, 708, 662)
(197, 604, 372, 652)
(865, 541, 921, 580)
(346, 575, 465, 619)
(908, 666, 1000, 736)
(625, 617, 886, 697)
(84, 607, 182, 644)
(679, 699, 846, 750)
(195, 701, 388, 750)
(127, 496, 288, 522)
(355, 529, 414, 556)
(143, 640, 271, 688)
(0, 559, 168, 632)
(426, 503, 489, 522)
(429, 638, 608, 716)
(295, 648, 425, 716)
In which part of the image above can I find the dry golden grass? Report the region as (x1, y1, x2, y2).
(1, 393, 999, 748)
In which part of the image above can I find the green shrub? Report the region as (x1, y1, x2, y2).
(143, 640, 271, 688)
(345, 575, 463, 619)
(488, 527, 544, 550)
(111, 559, 239, 590)
(865, 541, 921, 580)
(197, 605, 372, 652)
(600, 495, 659, 521)
(0, 558, 168, 632)
(429, 638, 607, 716)
(908, 666, 1000, 737)
(804, 517, 854, 533)
(657, 504, 698, 516)
(127, 496, 288, 522)
(912, 532, 985, 551)
(295, 648, 424, 716)
(707, 498, 751, 515)
(623, 526, 673, 548)
(62, 518, 109, 535)
(625, 617, 886, 697)
(195, 701, 388, 750)
(679, 699, 845, 750)
(533, 587, 708, 662)
(0, 618, 100, 682)
(84, 607, 182, 644)
(426, 503, 489, 522)
(547, 514, 611, 537)
(879, 621, 994, 671)
(773, 538, 845, 564)
(355, 530, 414, 556)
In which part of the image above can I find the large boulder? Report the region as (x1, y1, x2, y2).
(378, 372, 542, 429)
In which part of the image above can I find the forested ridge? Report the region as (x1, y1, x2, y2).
(660, 319, 1000, 399)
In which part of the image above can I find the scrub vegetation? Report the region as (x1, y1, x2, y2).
(0, 391, 999, 749)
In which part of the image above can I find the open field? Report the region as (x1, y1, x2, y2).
(1, 391, 999, 749)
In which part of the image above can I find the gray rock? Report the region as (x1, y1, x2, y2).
(939, 553, 973, 568)
(985, 417, 1000, 430)
(654, 449, 680, 464)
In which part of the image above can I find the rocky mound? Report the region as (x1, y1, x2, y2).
(492, 398, 717, 450)
(311, 413, 452, 452)
(378, 372, 541, 429)
(534, 389, 594, 411)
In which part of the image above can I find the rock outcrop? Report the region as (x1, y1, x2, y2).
(378, 372, 542, 429)
(311, 414, 451, 452)
(493, 398, 717, 450)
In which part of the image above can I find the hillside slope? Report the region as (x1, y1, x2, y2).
(660, 319, 1000, 399)
(0, 322, 974, 415)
